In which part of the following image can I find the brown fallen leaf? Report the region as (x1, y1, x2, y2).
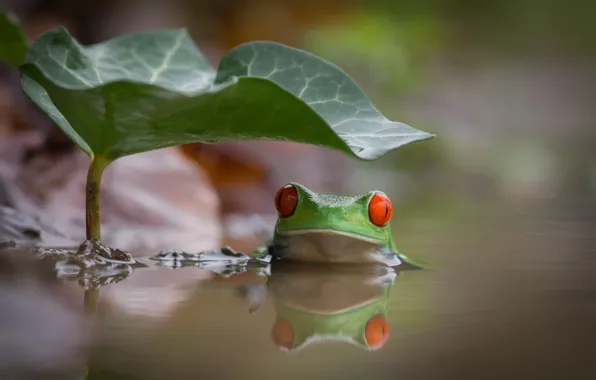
(181, 143, 267, 186)
(11, 147, 222, 254)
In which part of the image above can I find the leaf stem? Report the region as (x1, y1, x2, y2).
(85, 156, 109, 241)
(84, 289, 100, 315)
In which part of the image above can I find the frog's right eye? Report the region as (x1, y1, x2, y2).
(368, 192, 393, 227)
(365, 314, 390, 349)
(271, 317, 294, 350)
(275, 184, 298, 217)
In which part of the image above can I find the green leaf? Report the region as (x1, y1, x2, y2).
(20, 27, 433, 162)
(0, 11, 28, 67)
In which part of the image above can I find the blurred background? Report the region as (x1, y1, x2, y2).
(1, 0, 594, 253)
(0, 0, 595, 379)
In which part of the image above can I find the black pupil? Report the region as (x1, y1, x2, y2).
(276, 190, 283, 210)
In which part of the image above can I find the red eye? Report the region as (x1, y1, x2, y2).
(275, 184, 298, 217)
(365, 314, 390, 349)
(368, 192, 393, 227)
(271, 317, 294, 349)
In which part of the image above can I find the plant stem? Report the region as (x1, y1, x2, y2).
(84, 289, 100, 315)
(85, 157, 108, 241)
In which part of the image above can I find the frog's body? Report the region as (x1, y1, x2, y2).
(254, 182, 426, 269)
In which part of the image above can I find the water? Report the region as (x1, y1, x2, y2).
(1, 199, 595, 380)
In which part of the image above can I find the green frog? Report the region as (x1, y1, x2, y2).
(253, 182, 426, 269)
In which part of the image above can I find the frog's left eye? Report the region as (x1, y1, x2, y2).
(275, 184, 298, 217)
(365, 314, 390, 349)
(271, 317, 294, 349)
(368, 192, 393, 227)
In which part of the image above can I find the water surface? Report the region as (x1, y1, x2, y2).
(1, 200, 595, 380)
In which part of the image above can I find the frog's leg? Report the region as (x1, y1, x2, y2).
(248, 238, 293, 263)
(396, 252, 433, 270)
(249, 245, 273, 263)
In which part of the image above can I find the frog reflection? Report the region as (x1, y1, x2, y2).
(241, 263, 397, 352)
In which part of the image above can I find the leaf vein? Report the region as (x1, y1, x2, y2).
(150, 30, 185, 83)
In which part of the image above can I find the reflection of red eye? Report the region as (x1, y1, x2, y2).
(275, 184, 298, 217)
(368, 192, 393, 227)
(271, 317, 294, 349)
(365, 314, 390, 349)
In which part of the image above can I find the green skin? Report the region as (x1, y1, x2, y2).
(255, 182, 426, 269)
(271, 275, 393, 352)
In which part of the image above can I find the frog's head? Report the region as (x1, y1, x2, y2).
(273, 183, 396, 259)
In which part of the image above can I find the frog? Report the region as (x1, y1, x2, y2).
(252, 182, 427, 269)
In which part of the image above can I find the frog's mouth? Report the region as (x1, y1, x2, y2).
(272, 229, 401, 266)
(276, 228, 381, 244)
